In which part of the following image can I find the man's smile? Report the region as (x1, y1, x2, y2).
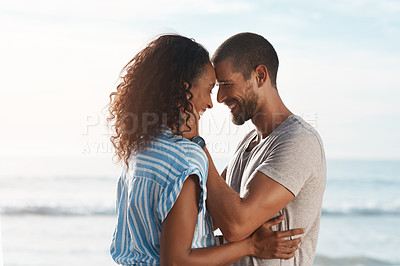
(225, 99, 239, 114)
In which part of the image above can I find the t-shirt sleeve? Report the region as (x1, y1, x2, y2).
(156, 144, 209, 222)
(255, 130, 322, 196)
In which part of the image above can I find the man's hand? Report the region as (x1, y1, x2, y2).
(251, 215, 304, 260)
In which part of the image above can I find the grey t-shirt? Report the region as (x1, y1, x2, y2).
(226, 115, 326, 266)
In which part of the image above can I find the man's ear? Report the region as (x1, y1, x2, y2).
(255, 65, 268, 87)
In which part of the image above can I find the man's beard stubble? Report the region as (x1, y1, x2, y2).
(231, 88, 258, 125)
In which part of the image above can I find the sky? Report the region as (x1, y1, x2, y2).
(0, 0, 399, 176)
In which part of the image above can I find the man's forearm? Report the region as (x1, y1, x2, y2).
(204, 147, 254, 242)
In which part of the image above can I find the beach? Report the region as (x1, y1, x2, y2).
(1, 157, 399, 265)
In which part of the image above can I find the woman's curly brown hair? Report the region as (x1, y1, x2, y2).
(108, 34, 210, 167)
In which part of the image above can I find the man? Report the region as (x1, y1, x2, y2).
(204, 32, 326, 265)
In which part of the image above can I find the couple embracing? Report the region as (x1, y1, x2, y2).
(108, 32, 326, 266)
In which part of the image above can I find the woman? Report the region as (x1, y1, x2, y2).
(108, 34, 299, 265)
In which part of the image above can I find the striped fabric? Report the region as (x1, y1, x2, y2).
(110, 128, 216, 265)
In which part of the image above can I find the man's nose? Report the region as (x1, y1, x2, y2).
(217, 87, 226, 103)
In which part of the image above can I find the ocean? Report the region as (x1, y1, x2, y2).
(0, 157, 399, 266)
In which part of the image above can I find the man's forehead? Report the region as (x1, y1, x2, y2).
(214, 68, 244, 84)
(214, 58, 234, 70)
(214, 61, 233, 80)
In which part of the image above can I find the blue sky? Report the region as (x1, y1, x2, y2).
(1, 0, 399, 166)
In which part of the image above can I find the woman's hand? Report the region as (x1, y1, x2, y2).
(250, 215, 304, 260)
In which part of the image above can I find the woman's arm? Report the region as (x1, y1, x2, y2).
(160, 175, 302, 266)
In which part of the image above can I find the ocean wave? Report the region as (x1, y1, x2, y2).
(0, 204, 115, 216)
(0, 175, 117, 182)
(322, 205, 400, 216)
(327, 178, 400, 187)
(2, 205, 399, 217)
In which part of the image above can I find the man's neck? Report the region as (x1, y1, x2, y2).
(251, 92, 292, 141)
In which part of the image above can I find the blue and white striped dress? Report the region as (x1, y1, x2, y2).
(110, 128, 216, 265)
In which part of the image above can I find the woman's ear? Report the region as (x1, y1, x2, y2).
(183, 81, 192, 100)
(183, 81, 189, 90)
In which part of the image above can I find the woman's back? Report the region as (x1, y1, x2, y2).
(110, 129, 216, 265)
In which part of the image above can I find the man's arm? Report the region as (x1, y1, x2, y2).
(220, 168, 227, 181)
(205, 147, 294, 242)
(211, 168, 226, 230)
(160, 175, 302, 265)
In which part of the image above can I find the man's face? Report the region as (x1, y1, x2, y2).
(214, 60, 259, 125)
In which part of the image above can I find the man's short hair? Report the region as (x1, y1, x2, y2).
(212, 32, 279, 88)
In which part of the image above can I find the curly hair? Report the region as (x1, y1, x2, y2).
(108, 34, 210, 167)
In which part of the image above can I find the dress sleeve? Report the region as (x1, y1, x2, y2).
(255, 130, 323, 196)
(157, 144, 209, 223)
